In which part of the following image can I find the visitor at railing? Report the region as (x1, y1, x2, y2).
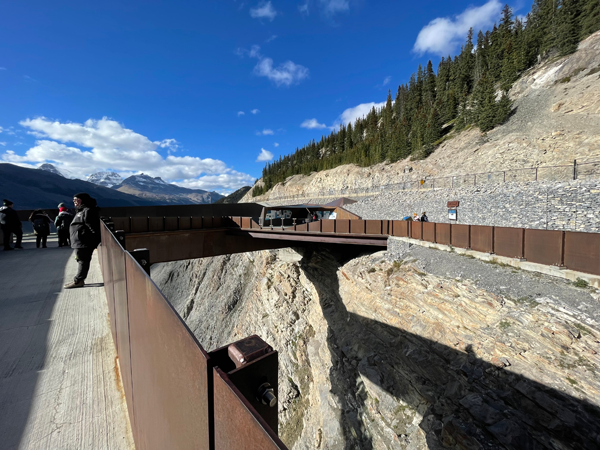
(0, 199, 23, 251)
(421, 212, 429, 222)
(65, 193, 101, 289)
(55, 203, 74, 248)
(29, 209, 53, 248)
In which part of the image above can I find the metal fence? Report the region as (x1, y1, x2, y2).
(256, 160, 600, 204)
(98, 220, 288, 450)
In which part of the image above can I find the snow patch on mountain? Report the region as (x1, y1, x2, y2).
(87, 171, 124, 188)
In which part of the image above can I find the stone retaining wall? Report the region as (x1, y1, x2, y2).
(344, 179, 600, 232)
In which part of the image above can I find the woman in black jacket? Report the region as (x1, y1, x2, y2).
(64, 193, 101, 289)
(29, 209, 52, 248)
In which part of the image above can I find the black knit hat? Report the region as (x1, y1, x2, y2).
(73, 193, 92, 203)
(3, 199, 13, 206)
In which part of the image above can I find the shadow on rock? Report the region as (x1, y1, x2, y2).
(300, 246, 600, 450)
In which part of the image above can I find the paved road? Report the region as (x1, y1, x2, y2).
(0, 235, 134, 450)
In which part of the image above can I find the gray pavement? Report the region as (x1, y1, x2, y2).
(0, 235, 134, 450)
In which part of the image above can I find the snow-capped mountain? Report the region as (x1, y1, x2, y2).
(38, 163, 64, 177)
(114, 173, 224, 204)
(87, 171, 124, 188)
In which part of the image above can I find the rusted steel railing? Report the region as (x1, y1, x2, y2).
(98, 220, 288, 450)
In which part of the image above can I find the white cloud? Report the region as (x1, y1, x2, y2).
(0, 126, 3, 133)
(250, 1, 277, 21)
(0, 142, 6, 146)
(251, 109, 260, 114)
(266, 35, 277, 43)
(238, 111, 245, 116)
(274, 142, 279, 147)
(254, 58, 309, 87)
(413, 0, 502, 56)
(256, 148, 274, 162)
(256, 129, 274, 135)
(298, 2, 309, 15)
(3, 117, 254, 192)
(23, 75, 38, 82)
(0, 67, 6, 71)
(175, 171, 255, 191)
(320, 0, 349, 15)
(300, 118, 327, 129)
(337, 101, 386, 125)
(382, 76, 392, 86)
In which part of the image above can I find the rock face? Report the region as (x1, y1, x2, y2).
(87, 171, 123, 188)
(241, 31, 600, 204)
(38, 163, 64, 177)
(152, 244, 600, 449)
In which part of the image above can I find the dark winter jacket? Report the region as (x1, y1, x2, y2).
(70, 205, 101, 249)
(55, 211, 74, 232)
(0, 206, 22, 229)
(29, 212, 52, 236)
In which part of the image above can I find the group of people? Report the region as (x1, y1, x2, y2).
(0, 193, 102, 289)
(403, 212, 429, 222)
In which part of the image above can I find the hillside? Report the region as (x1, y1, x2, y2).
(243, 31, 600, 203)
(114, 174, 223, 205)
(0, 163, 156, 209)
(214, 186, 251, 204)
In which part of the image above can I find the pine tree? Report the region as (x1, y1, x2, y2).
(557, 0, 582, 55)
(473, 72, 498, 132)
(580, 0, 600, 38)
(495, 91, 513, 125)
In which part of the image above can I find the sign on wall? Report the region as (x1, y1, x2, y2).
(448, 209, 457, 220)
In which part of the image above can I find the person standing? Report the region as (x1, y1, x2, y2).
(0, 199, 23, 251)
(55, 204, 74, 247)
(420, 212, 429, 222)
(65, 193, 100, 289)
(29, 210, 53, 248)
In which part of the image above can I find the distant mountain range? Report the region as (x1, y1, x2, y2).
(1, 163, 156, 209)
(33, 164, 224, 205)
(112, 174, 223, 205)
(214, 186, 251, 204)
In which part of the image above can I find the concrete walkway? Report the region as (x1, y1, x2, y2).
(0, 235, 134, 450)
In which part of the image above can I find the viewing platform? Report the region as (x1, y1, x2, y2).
(0, 235, 134, 450)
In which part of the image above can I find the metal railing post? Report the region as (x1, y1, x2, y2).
(130, 248, 151, 275)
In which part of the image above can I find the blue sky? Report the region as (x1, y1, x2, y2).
(0, 0, 528, 193)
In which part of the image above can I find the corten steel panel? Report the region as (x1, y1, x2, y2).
(251, 219, 261, 229)
(100, 203, 264, 220)
(214, 367, 288, 450)
(350, 220, 365, 234)
(108, 233, 136, 433)
(295, 223, 308, 232)
(214, 217, 223, 228)
(365, 220, 382, 235)
(125, 256, 211, 450)
(192, 217, 204, 229)
(242, 217, 251, 229)
(524, 229, 564, 266)
(165, 217, 179, 231)
(436, 223, 451, 245)
(422, 222, 435, 243)
(308, 221, 321, 232)
(125, 230, 294, 264)
(494, 227, 524, 258)
(131, 217, 149, 233)
(321, 220, 335, 233)
(149, 217, 164, 232)
(564, 231, 600, 275)
(112, 217, 131, 233)
(392, 221, 409, 237)
(470, 226, 493, 253)
(178, 217, 191, 230)
(451, 224, 470, 249)
(411, 222, 422, 240)
(203, 217, 213, 228)
(246, 231, 387, 247)
(335, 220, 350, 234)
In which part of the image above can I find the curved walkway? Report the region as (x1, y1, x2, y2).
(0, 235, 134, 450)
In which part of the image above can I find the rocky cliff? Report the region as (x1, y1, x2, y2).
(152, 244, 600, 449)
(241, 31, 600, 203)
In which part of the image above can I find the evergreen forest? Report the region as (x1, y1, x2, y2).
(253, 0, 600, 196)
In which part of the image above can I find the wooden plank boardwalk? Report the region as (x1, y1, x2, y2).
(0, 235, 134, 450)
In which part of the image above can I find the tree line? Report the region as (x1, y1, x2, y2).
(253, 0, 600, 196)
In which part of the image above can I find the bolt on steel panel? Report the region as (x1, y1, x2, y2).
(451, 224, 470, 249)
(564, 231, 600, 276)
(411, 222, 422, 240)
(125, 255, 211, 450)
(351, 220, 366, 234)
(321, 220, 335, 233)
(131, 217, 149, 233)
(524, 229, 564, 266)
(309, 221, 321, 232)
(436, 223, 451, 245)
(335, 220, 350, 234)
(392, 220, 409, 237)
(422, 222, 435, 243)
(365, 220, 382, 235)
(470, 226, 493, 253)
(112, 217, 131, 233)
(214, 367, 288, 450)
(494, 227, 524, 258)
